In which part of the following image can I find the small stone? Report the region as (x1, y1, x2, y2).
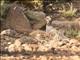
(22, 44, 32, 51)
(14, 39, 21, 47)
(8, 42, 11, 45)
(8, 44, 15, 52)
(0, 29, 16, 36)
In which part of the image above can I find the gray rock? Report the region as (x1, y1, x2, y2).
(0, 29, 16, 36)
(25, 10, 46, 29)
(6, 3, 32, 34)
(51, 20, 80, 30)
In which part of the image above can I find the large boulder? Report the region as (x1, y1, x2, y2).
(25, 10, 46, 30)
(5, 3, 32, 34)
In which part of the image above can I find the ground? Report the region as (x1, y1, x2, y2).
(0, 0, 80, 60)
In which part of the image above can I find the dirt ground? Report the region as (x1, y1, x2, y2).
(0, 0, 80, 60)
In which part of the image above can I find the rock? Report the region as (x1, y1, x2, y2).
(0, 29, 17, 36)
(8, 44, 16, 52)
(6, 3, 32, 34)
(25, 10, 46, 29)
(51, 20, 80, 30)
(14, 39, 21, 47)
(8, 39, 22, 52)
(22, 44, 32, 51)
(0, 29, 26, 38)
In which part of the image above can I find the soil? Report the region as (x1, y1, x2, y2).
(0, 1, 80, 60)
